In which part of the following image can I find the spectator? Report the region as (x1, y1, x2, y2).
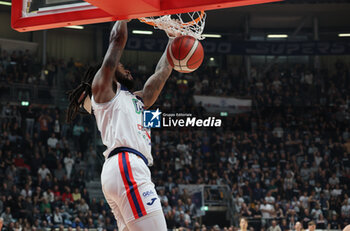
(301, 208, 312, 229)
(331, 184, 342, 197)
(60, 201, 73, 221)
(295, 222, 304, 231)
(86, 217, 95, 229)
(53, 185, 61, 198)
(177, 139, 188, 153)
(299, 191, 309, 210)
(42, 207, 53, 227)
(0, 207, 13, 226)
(342, 200, 350, 219)
(307, 221, 316, 231)
(72, 123, 84, 150)
(43, 188, 55, 203)
(267, 220, 281, 231)
(86, 146, 97, 180)
(38, 164, 51, 179)
(311, 203, 323, 220)
(81, 188, 90, 203)
(185, 198, 196, 219)
(265, 191, 275, 204)
(280, 219, 288, 231)
(328, 213, 341, 230)
(53, 207, 63, 225)
(54, 163, 66, 181)
(163, 200, 172, 215)
(329, 173, 340, 187)
(239, 217, 248, 231)
(77, 199, 89, 215)
(71, 217, 84, 229)
(40, 198, 51, 213)
(275, 203, 284, 219)
(158, 188, 168, 204)
(252, 182, 264, 202)
(233, 193, 244, 213)
(240, 203, 252, 217)
(20, 184, 32, 198)
(316, 214, 327, 229)
(47, 133, 58, 149)
(64, 153, 74, 179)
(260, 200, 275, 226)
(300, 163, 310, 181)
(61, 187, 73, 203)
(72, 188, 82, 202)
(38, 112, 51, 142)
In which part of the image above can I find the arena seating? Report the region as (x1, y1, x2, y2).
(0, 50, 349, 230)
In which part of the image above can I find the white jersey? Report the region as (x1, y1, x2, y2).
(91, 82, 153, 165)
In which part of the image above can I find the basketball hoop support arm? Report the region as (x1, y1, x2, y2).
(12, 0, 281, 32)
(84, 0, 282, 20)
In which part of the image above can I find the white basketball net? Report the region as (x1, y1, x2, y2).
(139, 11, 206, 40)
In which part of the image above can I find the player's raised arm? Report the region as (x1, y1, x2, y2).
(92, 20, 128, 103)
(134, 39, 173, 109)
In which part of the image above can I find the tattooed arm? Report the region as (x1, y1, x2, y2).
(92, 20, 128, 103)
(134, 40, 173, 109)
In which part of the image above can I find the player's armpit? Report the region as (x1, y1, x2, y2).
(133, 91, 143, 99)
(91, 70, 116, 103)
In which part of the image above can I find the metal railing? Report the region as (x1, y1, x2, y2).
(179, 184, 235, 226)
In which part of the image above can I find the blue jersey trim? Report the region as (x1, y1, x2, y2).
(136, 95, 144, 104)
(120, 84, 128, 91)
(108, 147, 148, 166)
(120, 84, 144, 103)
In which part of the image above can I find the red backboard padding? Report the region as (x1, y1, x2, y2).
(85, 0, 281, 19)
(11, 0, 281, 32)
(84, 0, 160, 18)
(12, 8, 114, 32)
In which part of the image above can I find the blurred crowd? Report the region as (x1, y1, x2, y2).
(0, 48, 350, 231)
(0, 50, 41, 85)
(0, 50, 87, 88)
(149, 60, 350, 230)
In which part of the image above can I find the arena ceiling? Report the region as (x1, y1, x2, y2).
(130, 2, 350, 37)
(204, 3, 350, 31)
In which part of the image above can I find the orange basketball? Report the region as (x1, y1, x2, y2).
(167, 35, 204, 73)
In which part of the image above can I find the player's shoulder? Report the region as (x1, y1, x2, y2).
(114, 85, 144, 112)
(119, 84, 144, 104)
(119, 84, 135, 98)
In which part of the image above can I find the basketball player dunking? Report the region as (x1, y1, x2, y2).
(67, 20, 172, 230)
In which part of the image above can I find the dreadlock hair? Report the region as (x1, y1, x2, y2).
(66, 65, 100, 123)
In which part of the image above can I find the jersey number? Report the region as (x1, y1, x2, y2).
(132, 98, 143, 114)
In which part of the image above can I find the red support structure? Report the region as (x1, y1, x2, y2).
(84, 0, 282, 19)
(11, 0, 114, 32)
(84, 0, 160, 18)
(12, 0, 281, 32)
